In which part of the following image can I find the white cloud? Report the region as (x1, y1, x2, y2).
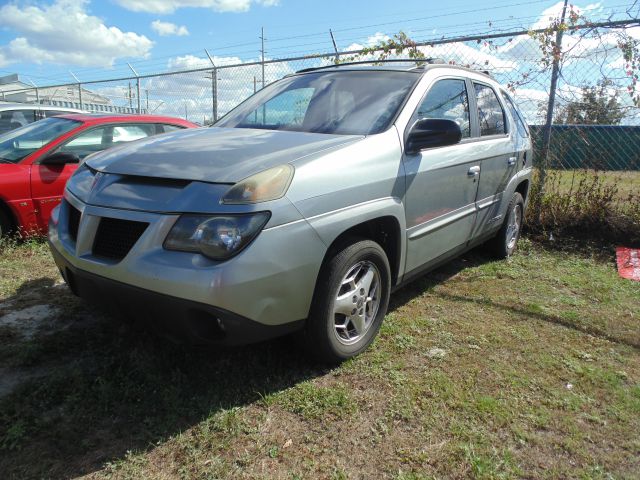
(345, 32, 391, 52)
(114, 0, 279, 14)
(127, 53, 294, 122)
(0, 0, 152, 68)
(151, 20, 190, 36)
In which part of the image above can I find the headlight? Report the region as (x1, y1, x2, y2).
(164, 212, 271, 260)
(222, 164, 294, 204)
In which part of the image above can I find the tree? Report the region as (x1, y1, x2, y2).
(555, 80, 625, 125)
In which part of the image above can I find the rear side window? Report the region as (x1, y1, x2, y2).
(473, 83, 506, 136)
(501, 91, 529, 138)
(413, 79, 471, 138)
(112, 124, 155, 144)
(159, 124, 185, 133)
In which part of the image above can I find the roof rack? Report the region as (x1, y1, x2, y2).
(296, 58, 446, 74)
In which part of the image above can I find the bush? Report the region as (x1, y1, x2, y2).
(526, 169, 640, 246)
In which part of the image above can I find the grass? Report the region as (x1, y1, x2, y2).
(547, 169, 639, 199)
(0, 237, 639, 479)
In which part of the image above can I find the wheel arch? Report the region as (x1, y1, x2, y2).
(0, 199, 17, 235)
(316, 214, 404, 287)
(515, 179, 530, 203)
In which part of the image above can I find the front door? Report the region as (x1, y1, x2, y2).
(402, 77, 481, 274)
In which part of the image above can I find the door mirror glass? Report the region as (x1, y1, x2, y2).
(41, 151, 80, 165)
(406, 118, 462, 154)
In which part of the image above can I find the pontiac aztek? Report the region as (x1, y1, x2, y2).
(49, 61, 533, 362)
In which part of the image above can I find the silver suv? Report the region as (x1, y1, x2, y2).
(49, 62, 532, 362)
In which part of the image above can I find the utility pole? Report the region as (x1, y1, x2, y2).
(330, 29, 340, 64)
(539, 0, 568, 194)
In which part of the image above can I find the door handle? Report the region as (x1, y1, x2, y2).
(508, 156, 517, 166)
(468, 166, 480, 176)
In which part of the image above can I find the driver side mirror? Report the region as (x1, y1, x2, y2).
(405, 118, 462, 155)
(41, 151, 80, 165)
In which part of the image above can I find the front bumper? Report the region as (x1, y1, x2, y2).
(49, 192, 327, 343)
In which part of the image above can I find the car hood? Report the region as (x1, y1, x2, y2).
(85, 127, 363, 183)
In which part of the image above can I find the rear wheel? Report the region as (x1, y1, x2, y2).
(303, 239, 391, 363)
(487, 192, 524, 258)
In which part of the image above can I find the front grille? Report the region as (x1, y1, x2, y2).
(68, 203, 81, 242)
(92, 217, 148, 261)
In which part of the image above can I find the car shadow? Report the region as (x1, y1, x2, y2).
(0, 248, 498, 479)
(0, 276, 329, 479)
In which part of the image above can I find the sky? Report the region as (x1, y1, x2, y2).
(0, 0, 637, 84)
(0, 0, 638, 124)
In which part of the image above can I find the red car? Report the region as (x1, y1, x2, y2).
(0, 114, 197, 236)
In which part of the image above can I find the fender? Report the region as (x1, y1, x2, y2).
(304, 196, 408, 280)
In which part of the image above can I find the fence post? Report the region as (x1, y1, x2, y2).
(205, 49, 218, 123)
(538, 0, 568, 195)
(213, 68, 218, 122)
(260, 27, 266, 89)
(330, 29, 340, 64)
(127, 63, 141, 114)
(70, 71, 82, 110)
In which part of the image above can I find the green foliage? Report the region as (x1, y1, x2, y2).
(338, 31, 426, 65)
(555, 80, 625, 125)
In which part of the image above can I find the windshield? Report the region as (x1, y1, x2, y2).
(0, 117, 81, 164)
(216, 70, 420, 135)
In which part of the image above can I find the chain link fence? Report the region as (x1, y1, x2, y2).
(1, 20, 639, 176)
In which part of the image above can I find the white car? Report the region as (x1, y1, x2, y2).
(0, 103, 84, 134)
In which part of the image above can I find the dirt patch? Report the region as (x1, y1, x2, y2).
(0, 304, 62, 340)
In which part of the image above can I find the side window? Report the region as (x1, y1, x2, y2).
(159, 124, 185, 133)
(57, 127, 109, 160)
(473, 83, 506, 136)
(111, 124, 155, 144)
(413, 79, 470, 138)
(501, 91, 529, 138)
(242, 87, 314, 128)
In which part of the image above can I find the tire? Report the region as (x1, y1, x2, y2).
(487, 192, 524, 259)
(303, 238, 391, 364)
(0, 208, 13, 239)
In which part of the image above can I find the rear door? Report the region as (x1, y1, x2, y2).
(402, 76, 481, 274)
(470, 81, 517, 239)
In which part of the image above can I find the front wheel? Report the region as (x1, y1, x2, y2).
(488, 192, 524, 258)
(0, 209, 13, 239)
(303, 239, 391, 363)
